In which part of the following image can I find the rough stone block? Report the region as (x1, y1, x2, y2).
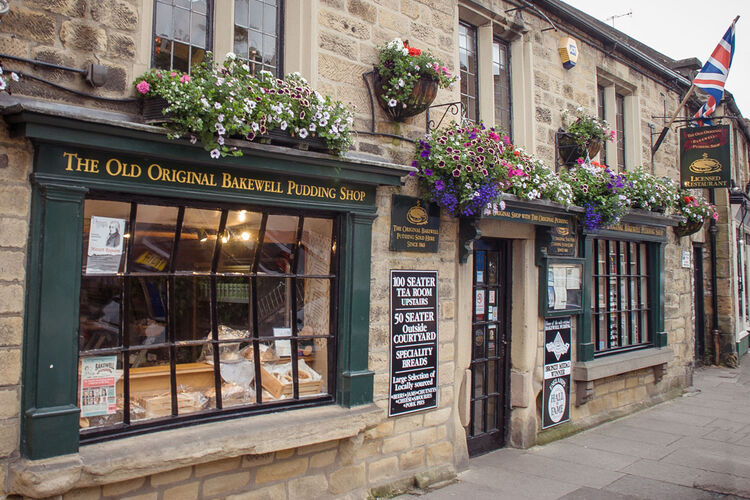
(382, 434, 411, 454)
(426, 441, 453, 466)
(255, 457, 308, 484)
(0, 184, 30, 219)
(288, 474, 329, 498)
(0, 348, 21, 386)
(347, 0, 377, 22)
(411, 427, 437, 447)
(0, 420, 19, 457)
(319, 53, 369, 87)
(400, 448, 425, 470)
(319, 30, 359, 60)
(162, 482, 199, 500)
(364, 420, 393, 440)
(318, 10, 371, 40)
(424, 407, 451, 427)
(149, 466, 192, 486)
(368, 456, 399, 482)
(194, 457, 242, 477)
(101, 478, 145, 497)
(91, 0, 139, 31)
(36, 0, 86, 16)
(201, 471, 251, 496)
(227, 483, 287, 500)
(0, 388, 20, 419)
(108, 33, 136, 60)
(393, 414, 423, 434)
(354, 439, 380, 460)
(310, 449, 337, 469)
(0, 35, 30, 59)
(60, 21, 108, 54)
(120, 494, 157, 500)
(2, 8, 56, 44)
(328, 464, 366, 494)
(0, 251, 26, 281)
(0, 317, 23, 346)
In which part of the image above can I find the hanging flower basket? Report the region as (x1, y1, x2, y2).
(557, 131, 601, 165)
(374, 72, 439, 122)
(141, 96, 172, 123)
(674, 220, 704, 237)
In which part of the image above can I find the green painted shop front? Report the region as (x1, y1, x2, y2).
(6, 107, 406, 460)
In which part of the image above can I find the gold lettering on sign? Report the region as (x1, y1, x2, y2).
(61, 151, 367, 203)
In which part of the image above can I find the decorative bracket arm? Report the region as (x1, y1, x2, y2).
(458, 216, 481, 263)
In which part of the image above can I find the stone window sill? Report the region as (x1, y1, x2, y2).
(573, 347, 673, 405)
(8, 403, 383, 498)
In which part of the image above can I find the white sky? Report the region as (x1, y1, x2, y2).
(561, 0, 749, 117)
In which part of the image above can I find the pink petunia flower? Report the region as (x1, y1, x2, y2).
(180, 74, 191, 83)
(136, 80, 150, 94)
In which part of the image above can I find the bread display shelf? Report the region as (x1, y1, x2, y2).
(260, 362, 323, 399)
(117, 362, 215, 396)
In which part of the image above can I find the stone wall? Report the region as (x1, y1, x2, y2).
(0, 118, 32, 500)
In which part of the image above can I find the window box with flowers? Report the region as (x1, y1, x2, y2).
(411, 121, 573, 218)
(375, 39, 457, 122)
(133, 53, 354, 158)
(558, 107, 616, 165)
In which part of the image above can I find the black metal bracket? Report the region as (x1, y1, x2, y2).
(358, 69, 416, 143)
(458, 216, 482, 263)
(505, 0, 558, 32)
(425, 101, 464, 133)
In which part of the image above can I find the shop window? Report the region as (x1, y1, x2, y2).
(597, 84, 607, 161)
(234, 0, 283, 76)
(592, 238, 651, 355)
(78, 198, 335, 439)
(492, 38, 512, 135)
(459, 21, 479, 122)
(597, 74, 638, 170)
(152, 0, 212, 73)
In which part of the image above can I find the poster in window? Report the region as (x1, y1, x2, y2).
(86, 216, 126, 274)
(273, 327, 292, 357)
(475, 289, 485, 318)
(80, 356, 118, 417)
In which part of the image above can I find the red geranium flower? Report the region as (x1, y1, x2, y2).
(408, 47, 422, 56)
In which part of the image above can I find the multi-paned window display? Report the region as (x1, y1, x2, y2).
(592, 238, 651, 355)
(78, 197, 336, 437)
(234, 0, 283, 76)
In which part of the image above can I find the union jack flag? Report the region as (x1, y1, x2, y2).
(693, 18, 737, 126)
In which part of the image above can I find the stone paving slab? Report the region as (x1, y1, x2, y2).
(398, 361, 750, 499)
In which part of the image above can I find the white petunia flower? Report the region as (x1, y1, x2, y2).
(210, 149, 220, 159)
(299, 128, 309, 139)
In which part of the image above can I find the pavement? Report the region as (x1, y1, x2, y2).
(402, 360, 750, 500)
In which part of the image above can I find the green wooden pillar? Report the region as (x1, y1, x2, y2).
(21, 179, 87, 459)
(648, 242, 667, 347)
(578, 235, 595, 361)
(337, 212, 376, 407)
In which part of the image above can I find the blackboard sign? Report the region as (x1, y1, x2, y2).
(389, 195, 440, 253)
(680, 125, 731, 189)
(542, 317, 572, 428)
(389, 270, 439, 416)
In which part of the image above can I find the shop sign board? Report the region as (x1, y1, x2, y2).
(487, 205, 571, 228)
(36, 145, 375, 206)
(543, 317, 571, 429)
(537, 223, 577, 258)
(389, 195, 440, 253)
(389, 270, 438, 416)
(680, 125, 731, 189)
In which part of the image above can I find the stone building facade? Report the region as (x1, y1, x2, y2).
(0, 0, 745, 499)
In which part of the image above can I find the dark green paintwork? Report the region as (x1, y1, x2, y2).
(578, 237, 595, 361)
(15, 110, 402, 459)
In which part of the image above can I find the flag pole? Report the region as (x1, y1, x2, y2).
(651, 84, 695, 156)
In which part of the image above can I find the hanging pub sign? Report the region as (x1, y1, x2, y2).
(389, 270, 438, 416)
(389, 195, 440, 253)
(542, 317, 572, 429)
(680, 125, 731, 189)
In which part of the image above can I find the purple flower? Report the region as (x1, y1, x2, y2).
(425, 169, 433, 176)
(452, 169, 460, 177)
(411, 160, 419, 168)
(435, 179, 445, 191)
(421, 149, 430, 158)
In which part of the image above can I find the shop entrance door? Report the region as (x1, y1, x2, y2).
(467, 238, 511, 456)
(694, 244, 705, 363)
